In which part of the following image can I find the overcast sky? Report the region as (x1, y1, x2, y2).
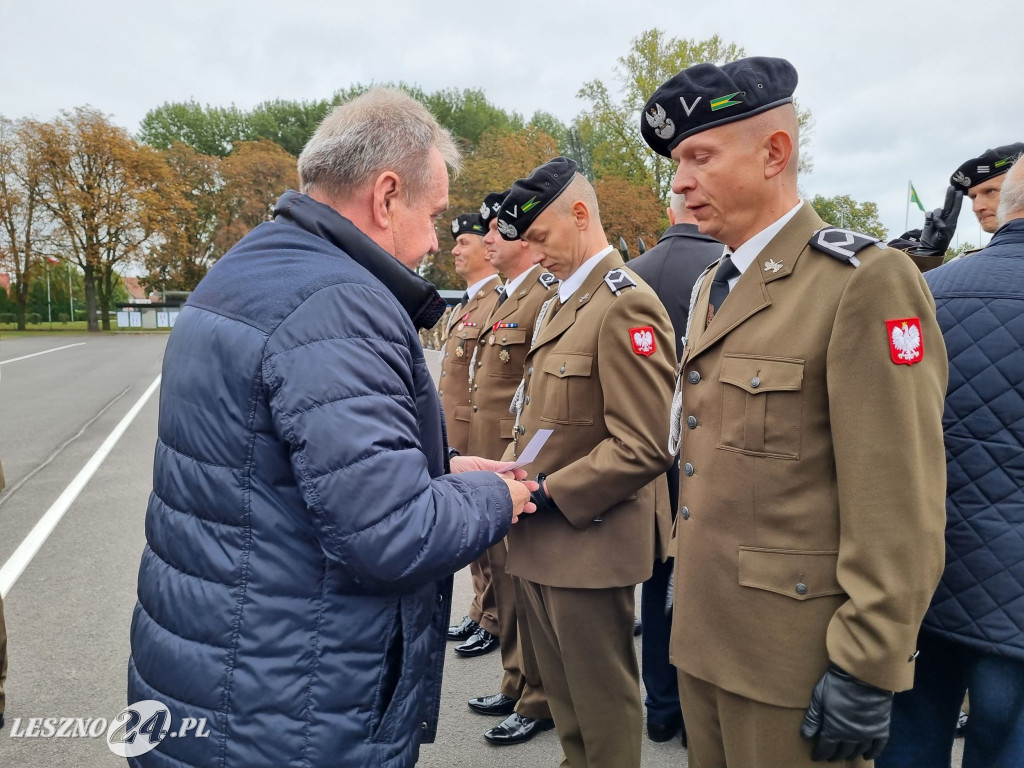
(2, 0, 1022, 245)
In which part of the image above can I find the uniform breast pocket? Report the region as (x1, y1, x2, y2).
(539, 353, 594, 425)
(489, 329, 528, 377)
(718, 355, 803, 459)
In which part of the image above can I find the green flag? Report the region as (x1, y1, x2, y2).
(909, 183, 926, 212)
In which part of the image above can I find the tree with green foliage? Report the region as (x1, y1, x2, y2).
(577, 30, 813, 202)
(138, 101, 249, 157)
(247, 98, 333, 157)
(809, 194, 888, 240)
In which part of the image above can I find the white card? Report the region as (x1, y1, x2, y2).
(492, 428, 552, 472)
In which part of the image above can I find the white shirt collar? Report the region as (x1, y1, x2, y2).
(724, 200, 803, 288)
(504, 265, 538, 297)
(559, 244, 614, 303)
(465, 274, 500, 301)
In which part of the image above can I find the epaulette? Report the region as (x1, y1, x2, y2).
(604, 268, 636, 295)
(538, 272, 558, 289)
(809, 227, 886, 266)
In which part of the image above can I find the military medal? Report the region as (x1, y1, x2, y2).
(488, 335, 495, 345)
(455, 342, 465, 358)
(499, 348, 511, 363)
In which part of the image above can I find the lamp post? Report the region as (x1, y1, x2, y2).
(45, 256, 59, 330)
(67, 261, 74, 323)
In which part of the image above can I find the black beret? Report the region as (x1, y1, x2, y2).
(496, 157, 578, 241)
(480, 190, 509, 222)
(950, 143, 1024, 191)
(640, 56, 798, 158)
(450, 212, 486, 240)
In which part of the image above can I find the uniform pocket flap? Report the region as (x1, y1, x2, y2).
(738, 547, 843, 601)
(720, 355, 804, 394)
(453, 405, 472, 423)
(493, 328, 527, 345)
(499, 417, 515, 439)
(542, 353, 594, 378)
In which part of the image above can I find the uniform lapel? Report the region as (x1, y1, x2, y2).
(691, 203, 823, 357)
(486, 266, 537, 327)
(532, 251, 622, 351)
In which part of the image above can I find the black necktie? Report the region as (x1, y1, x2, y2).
(707, 255, 740, 319)
(459, 291, 470, 306)
(497, 287, 508, 306)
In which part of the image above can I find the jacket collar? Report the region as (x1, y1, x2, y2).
(989, 217, 1024, 246)
(690, 201, 825, 357)
(657, 223, 721, 245)
(532, 250, 624, 351)
(273, 190, 447, 330)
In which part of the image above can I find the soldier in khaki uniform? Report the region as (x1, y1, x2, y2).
(439, 211, 503, 655)
(496, 157, 676, 768)
(640, 58, 948, 767)
(463, 189, 557, 745)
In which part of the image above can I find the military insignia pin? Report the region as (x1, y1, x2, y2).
(764, 258, 783, 273)
(455, 344, 465, 358)
(499, 348, 511, 364)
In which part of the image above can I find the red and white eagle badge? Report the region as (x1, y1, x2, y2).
(886, 317, 924, 365)
(630, 326, 656, 356)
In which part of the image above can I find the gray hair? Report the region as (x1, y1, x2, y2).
(997, 156, 1024, 224)
(298, 88, 460, 202)
(669, 192, 687, 218)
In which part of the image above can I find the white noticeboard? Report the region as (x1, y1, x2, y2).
(129, 312, 143, 328)
(117, 311, 130, 327)
(168, 311, 179, 327)
(156, 311, 169, 328)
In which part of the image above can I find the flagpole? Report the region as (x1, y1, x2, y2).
(905, 180, 910, 233)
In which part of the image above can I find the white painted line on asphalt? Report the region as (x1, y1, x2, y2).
(0, 341, 87, 366)
(0, 374, 161, 598)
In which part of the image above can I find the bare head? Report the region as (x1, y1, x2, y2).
(668, 192, 696, 226)
(297, 89, 460, 269)
(996, 159, 1024, 225)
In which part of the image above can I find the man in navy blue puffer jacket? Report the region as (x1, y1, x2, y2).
(127, 89, 535, 768)
(880, 156, 1024, 768)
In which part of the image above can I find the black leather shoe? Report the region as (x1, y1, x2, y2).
(468, 693, 517, 717)
(647, 712, 684, 743)
(484, 713, 555, 745)
(634, 618, 643, 636)
(454, 627, 499, 657)
(447, 615, 479, 641)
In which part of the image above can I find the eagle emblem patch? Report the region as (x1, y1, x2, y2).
(886, 318, 924, 365)
(630, 326, 656, 357)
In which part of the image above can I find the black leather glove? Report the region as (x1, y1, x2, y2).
(530, 473, 560, 514)
(918, 185, 963, 255)
(799, 664, 893, 762)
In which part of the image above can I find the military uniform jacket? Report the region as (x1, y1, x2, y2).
(671, 202, 948, 707)
(438, 276, 501, 453)
(467, 266, 557, 461)
(504, 250, 676, 589)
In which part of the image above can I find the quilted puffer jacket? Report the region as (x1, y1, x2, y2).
(128, 191, 513, 768)
(921, 218, 1024, 661)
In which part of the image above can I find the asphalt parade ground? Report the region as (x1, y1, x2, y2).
(0, 334, 960, 767)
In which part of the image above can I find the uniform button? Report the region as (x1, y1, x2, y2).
(525, 396, 530, 405)
(795, 582, 808, 596)
(437, 593, 444, 603)
(501, 336, 507, 342)
(438, 389, 444, 396)
(684, 462, 694, 476)
(473, 385, 478, 390)
(527, 366, 533, 376)
(688, 370, 701, 384)
(680, 506, 690, 520)
(687, 416, 697, 429)
(559, 365, 566, 373)
(477, 361, 483, 367)
(472, 405, 477, 412)
(517, 426, 526, 435)
(420, 721, 428, 730)
(750, 376, 761, 388)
